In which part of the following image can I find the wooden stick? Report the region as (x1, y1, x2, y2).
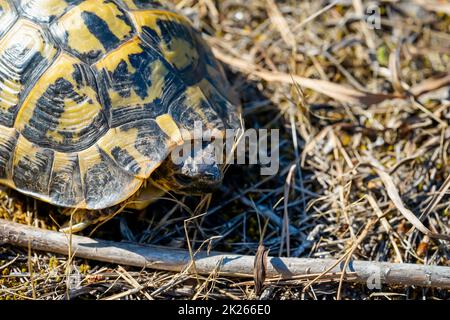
(1, 219, 449, 289)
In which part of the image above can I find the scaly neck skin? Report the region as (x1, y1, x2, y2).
(126, 182, 166, 210)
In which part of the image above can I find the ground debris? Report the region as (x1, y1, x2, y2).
(0, 0, 449, 300)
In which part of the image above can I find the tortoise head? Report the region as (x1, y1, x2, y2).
(151, 140, 224, 195)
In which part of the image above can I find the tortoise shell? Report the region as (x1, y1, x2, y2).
(0, 0, 240, 209)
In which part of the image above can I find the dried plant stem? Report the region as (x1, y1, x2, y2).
(1, 219, 449, 289)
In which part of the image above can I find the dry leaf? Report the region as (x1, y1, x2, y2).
(266, 0, 296, 49)
(375, 168, 450, 241)
(254, 244, 269, 296)
(416, 235, 431, 257)
(389, 45, 407, 94)
(410, 73, 450, 97)
(212, 48, 400, 106)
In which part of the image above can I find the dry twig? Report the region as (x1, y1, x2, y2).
(1, 219, 449, 289)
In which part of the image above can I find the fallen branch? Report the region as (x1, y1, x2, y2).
(1, 219, 449, 289)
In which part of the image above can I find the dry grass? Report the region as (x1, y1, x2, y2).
(1, 0, 449, 300)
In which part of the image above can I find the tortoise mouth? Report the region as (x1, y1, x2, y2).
(172, 172, 223, 195)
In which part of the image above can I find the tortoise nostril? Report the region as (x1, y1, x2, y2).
(203, 165, 223, 181)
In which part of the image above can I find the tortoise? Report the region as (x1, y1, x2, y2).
(0, 0, 241, 228)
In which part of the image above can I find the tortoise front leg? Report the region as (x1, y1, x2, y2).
(125, 184, 166, 210)
(59, 220, 92, 234)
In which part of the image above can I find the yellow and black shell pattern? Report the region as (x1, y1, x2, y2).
(0, 0, 240, 209)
